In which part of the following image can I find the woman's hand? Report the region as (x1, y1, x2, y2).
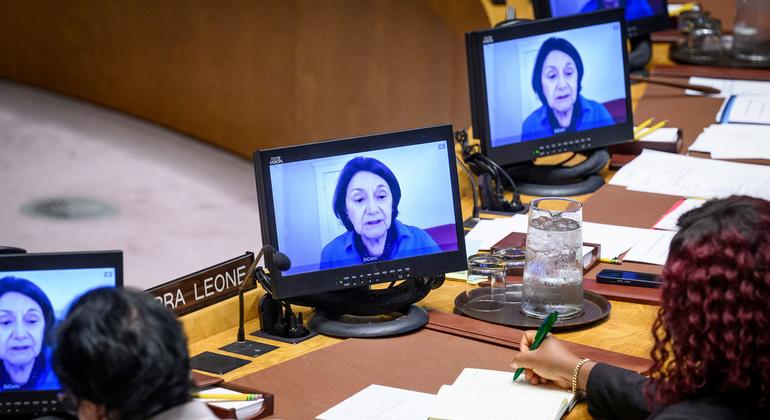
(510, 331, 583, 390)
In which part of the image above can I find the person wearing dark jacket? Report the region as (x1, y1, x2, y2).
(511, 195, 770, 419)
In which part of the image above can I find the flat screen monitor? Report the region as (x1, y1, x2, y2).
(253, 125, 467, 300)
(466, 9, 633, 168)
(533, 0, 670, 39)
(0, 250, 122, 417)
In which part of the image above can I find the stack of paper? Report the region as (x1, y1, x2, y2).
(195, 387, 265, 419)
(690, 123, 770, 160)
(610, 150, 770, 200)
(429, 368, 576, 420)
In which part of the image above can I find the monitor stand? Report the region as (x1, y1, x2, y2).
(308, 304, 428, 338)
(294, 275, 443, 338)
(504, 148, 609, 197)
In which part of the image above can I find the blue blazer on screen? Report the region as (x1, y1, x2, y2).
(521, 95, 614, 141)
(320, 219, 441, 270)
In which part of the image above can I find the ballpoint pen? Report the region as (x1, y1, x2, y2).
(634, 119, 668, 140)
(513, 311, 559, 382)
(192, 393, 262, 401)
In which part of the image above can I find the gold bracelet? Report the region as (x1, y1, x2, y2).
(571, 358, 590, 394)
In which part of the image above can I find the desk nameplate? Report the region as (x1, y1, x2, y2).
(147, 252, 255, 316)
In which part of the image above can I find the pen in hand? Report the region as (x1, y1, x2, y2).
(513, 311, 559, 382)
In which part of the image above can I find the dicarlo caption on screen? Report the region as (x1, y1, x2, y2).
(146, 252, 255, 316)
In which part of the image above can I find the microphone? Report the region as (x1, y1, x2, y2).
(236, 245, 291, 342)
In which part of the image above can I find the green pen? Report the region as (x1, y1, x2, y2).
(513, 311, 559, 382)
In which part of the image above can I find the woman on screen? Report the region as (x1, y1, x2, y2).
(0, 277, 58, 391)
(320, 157, 440, 269)
(511, 196, 770, 418)
(521, 37, 614, 141)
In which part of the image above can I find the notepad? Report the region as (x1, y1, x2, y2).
(195, 387, 265, 419)
(429, 368, 576, 420)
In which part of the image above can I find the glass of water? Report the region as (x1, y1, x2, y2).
(467, 254, 506, 306)
(521, 197, 584, 320)
(733, 0, 770, 63)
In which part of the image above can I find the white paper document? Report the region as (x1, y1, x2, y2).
(316, 384, 435, 420)
(689, 123, 770, 160)
(653, 198, 707, 231)
(463, 217, 528, 255)
(622, 229, 677, 266)
(609, 150, 770, 200)
(686, 77, 770, 97)
(718, 95, 770, 125)
(429, 368, 574, 420)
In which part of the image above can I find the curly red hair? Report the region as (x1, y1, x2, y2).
(646, 196, 770, 408)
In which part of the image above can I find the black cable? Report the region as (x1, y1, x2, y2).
(474, 154, 523, 210)
(455, 154, 480, 220)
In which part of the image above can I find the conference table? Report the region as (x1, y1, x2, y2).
(183, 149, 661, 420)
(180, 2, 753, 418)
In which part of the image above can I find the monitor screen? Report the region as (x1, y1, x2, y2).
(0, 250, 122, 416)
(254, 125, 467, 300)
(533, 0, 670, 38)
(466, 9, 633, 167)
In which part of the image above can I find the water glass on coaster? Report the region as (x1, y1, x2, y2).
(522, 197, 584, 320)
(467, 253, 506, 310)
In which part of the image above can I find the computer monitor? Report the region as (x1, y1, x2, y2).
(0, 250, 122, 417)
(533, 0, 670, 39)
(253, 125, 466, 302)
(466, 9, 633, 171)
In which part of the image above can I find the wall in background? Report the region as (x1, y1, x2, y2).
(0, 0, 489, 157)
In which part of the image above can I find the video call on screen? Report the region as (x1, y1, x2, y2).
(269, 140, 459, 276)
(483, 21, 628, 148)
(0, 268, 115, 393)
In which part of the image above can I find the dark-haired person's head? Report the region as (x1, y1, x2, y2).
(0, 276, 55, 386)
(648, 195, 770, 407)
(332, 157, 402, 242)
(531, 38, 584, 116)
(54, 287, 191, 420)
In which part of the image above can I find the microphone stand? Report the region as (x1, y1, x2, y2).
(236, 247, 273, 343)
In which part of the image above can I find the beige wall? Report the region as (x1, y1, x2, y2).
(0, 1, 489, 157)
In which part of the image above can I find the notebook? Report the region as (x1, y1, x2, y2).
(428, 368, 576, 420)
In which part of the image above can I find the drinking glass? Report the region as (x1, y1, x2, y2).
(521, 197, 584, 319)
(733, 0, 770, 62)
(467, 253, 506, 307)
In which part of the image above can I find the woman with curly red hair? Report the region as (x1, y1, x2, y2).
(511, 195, 770, 419)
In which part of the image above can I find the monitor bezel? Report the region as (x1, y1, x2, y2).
(254, 125, 467, 300)
(0, 250, 123, 415)
(532, 0, 671, 39)
(466, 9, 634, 168)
